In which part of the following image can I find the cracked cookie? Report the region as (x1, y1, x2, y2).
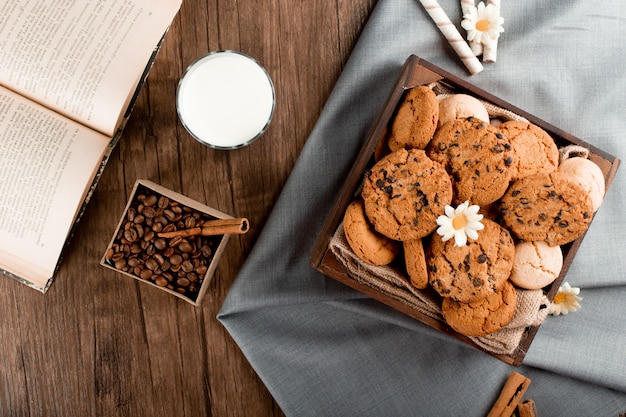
(427, 218, 515, 303)
(361, 148, 453, 241)
(509, 240, 563, 290)
(426, 117, 515, 206)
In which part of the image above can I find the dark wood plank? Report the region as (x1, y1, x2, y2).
(0, 0, 378, 416)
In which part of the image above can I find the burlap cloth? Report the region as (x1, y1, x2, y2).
(329, 224, 550, 356)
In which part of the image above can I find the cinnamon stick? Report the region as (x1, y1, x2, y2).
(157, 218, 249, 238)
(486, 371, 532, 417)
(516, 399, 538, 417)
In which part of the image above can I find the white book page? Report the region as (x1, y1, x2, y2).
(0, 0, 181, 137)
(0, 86, 110, 287)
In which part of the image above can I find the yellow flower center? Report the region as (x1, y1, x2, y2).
(452, 215, 467, 230)
(476, 19, 490, 32)
(553, 292, 567, 304)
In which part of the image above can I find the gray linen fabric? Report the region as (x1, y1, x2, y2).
(218, 0, 626, 415)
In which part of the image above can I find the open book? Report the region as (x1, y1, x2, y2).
(0, 0, 182, 292)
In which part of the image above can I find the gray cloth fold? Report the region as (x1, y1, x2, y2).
(219, 0, 626, 415)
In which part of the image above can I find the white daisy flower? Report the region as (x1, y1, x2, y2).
(548, 282, 582, 316)
(461, 2, 504, 46)
(436, 201, 484, 247)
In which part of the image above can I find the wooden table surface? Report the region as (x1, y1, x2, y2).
(0, 0, 377, 415)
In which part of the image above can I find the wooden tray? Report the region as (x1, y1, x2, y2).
(310, 55, 620, 366)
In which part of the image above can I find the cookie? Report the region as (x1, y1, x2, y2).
(499, 120, 559, 181)
(343, 199, 401, 266)
(387, 85, 439, 151)
(427, 218, 515, 303)
(403, 238, 428, 289)
(509, 241, 563, 290)
(426, 117, 515, 206)
(499, 172, 593, 246)
(437, 94, 489, 128)
(361, 148, 453, 241)
(442, 280, 517, 337)
(558, 157, 605, 212)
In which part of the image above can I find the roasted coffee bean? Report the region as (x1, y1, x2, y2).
(145, 244, 156, 256)
(162, 223, 176, 233)
(145, 257, 158, 270)
(143, 194, 158, 207)
(158, 196, 169, 208)
(176, 278, 190, 287)
(169, 236, 183, 248)
(200, 245, 212, 258)
(153, 253, 165, 265)
(181, 260, 194, 273)
(142, 206, 156, 218)
(164, 209, 176, 221)
(155, 275, 168, 287)
(169, 254, 183, 265)
(178, 239, 194, 253)
(184, 216, 196, 229)
(154, 237, 167, 250)
(114, 258, 127, 270)
(128, 257, 141, 268)
(154, 214, 168, 226)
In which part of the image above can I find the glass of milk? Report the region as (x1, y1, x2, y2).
(176, 50, 275, 149)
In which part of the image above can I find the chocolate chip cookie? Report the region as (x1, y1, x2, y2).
(361, 148, 452, 241)
(387, 85, 439, 151)
(442, 280, 517, 337)
(498, 120, 559, 181)
(427, 218, 515, 302)
(499, 172, 593, 246)
(426, 117, 515, 206)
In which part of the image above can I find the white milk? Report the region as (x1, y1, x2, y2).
(176, 51, 275, 149)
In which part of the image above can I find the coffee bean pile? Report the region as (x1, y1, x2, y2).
(104, 185, 223, 301)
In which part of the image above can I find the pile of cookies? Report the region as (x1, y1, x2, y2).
(342, 85, 605, 337)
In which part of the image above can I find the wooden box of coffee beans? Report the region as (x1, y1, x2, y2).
(101, 179, 236, 305)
